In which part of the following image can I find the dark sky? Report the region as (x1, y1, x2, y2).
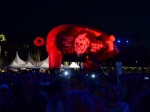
(0, 0, 150, 45)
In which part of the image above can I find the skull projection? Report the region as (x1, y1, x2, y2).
(74, 33, 90, 55)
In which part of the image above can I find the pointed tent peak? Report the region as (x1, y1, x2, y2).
(16, 51, 20, 57)
(26, 52, 40, 66)
(28, 52, 30, 57)
(7, 61, 22, 68)
(44, 57, 49, 64)
(14, 52, 26, 64)
(26, 52, 33, 61)
(35, 57, 49, 67)
(15, 52, 20, 58)
(27, 52, 32, 60)
(69, 62, 80, 68)
(16, 51, 18, 55)
(27, 53, 32, 62)
(25, 61, 33, 65)
(22, 61, 37, 68)
(61, 64, 68, 69)
(39, 61, 49, 68)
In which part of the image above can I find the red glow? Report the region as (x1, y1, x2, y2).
(49, 48, 62, 69)
(34, 37, 45, 46)
(33, 24, 119, 69)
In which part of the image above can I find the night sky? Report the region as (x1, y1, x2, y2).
(0, 1, 150, 46)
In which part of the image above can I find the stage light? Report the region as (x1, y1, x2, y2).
(117, 40, 120, 43)
(64, 71, 68, 76)
(126, 40, 129, 43)
(91, 74, 95, 78)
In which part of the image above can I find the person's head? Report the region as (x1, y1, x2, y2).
(48, 81, 66, 98)
(131, 90, 150, 112)
(67, 90, 94, 112)
(0, 84, 11, 101)
(140, 82, 150, 92)
(20, 71, 35, 90)
(105, 84, 120, 101)
(100, 77, 110, 88)
(69, 74, 86, 90)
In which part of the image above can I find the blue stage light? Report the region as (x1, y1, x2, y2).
(117, 40, 120, 43)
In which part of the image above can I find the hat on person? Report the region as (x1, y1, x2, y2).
(0, 84, 10, 91)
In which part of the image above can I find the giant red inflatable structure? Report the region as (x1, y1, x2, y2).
(34, 24, 119, 69)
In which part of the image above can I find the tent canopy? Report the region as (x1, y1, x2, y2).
(7, 52, 72, 69)
(69, 62, 80, 68)
(7, 61, 22, 68)
(22, 61, 37, 68)
(39, 61, 49, 68)
(14, 52, 26, 64)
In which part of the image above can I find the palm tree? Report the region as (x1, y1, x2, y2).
(0, 34, 7, 41)
(0, 34, 7, 61)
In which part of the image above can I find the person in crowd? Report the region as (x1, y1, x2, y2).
(0, 83, 15, 112)
(39, 74, 51, 101)
(94, 76, 111, 100)
(104, 84, 130, 112)
(46, 74, 108, 112)
(127, 80, 150, 108)
(140, 81, 150, 92)
(39, 74, 51, 86)
(66, 90, 94, 112)
(130, 90, 150, 112)
(46, 81, 67, 112)
(14, 71, 47, 112)
(68, 74, 108, 112)
(120, 77, 128, 101)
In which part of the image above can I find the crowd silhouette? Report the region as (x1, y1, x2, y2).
(0, 70, 150, 112)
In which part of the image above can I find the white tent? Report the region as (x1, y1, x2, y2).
(6, 52, 71, 69)
(7, 61, 22, 68)
(39, 61, 49, 68)
(14, 52, 26, 64)
(22, 61, 38, 69)
(44, 57, 48, 64)
(61, 64, 68, 69)
(7, 53, 38, 69)
(26, 53, 37, 66)
(37, 57, 49, 68)
(7, 53, 50, 69)
(39, 63, 68, 69)
(26, 53, 45, 67)
(68, 62, 80, 68)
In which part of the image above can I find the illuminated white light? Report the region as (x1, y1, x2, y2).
(91, 74, 95, 78)
(126, 40, 129, 43)
(117, 40, 120, 43)
(64, 71, 68, 76)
